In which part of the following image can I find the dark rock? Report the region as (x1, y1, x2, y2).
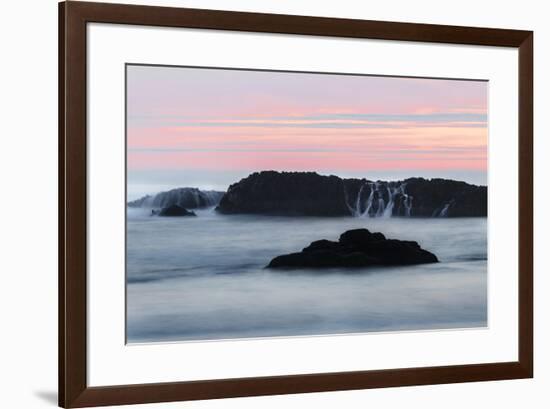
(216, 171, 350, 216)
(340, 177, 486, 217)
(339, 229, 386, 245)
(402, 178, 487, 217)
(267, 228, 438, 269)
(302, 239, 343, 252)
(216, 171, 486, 217)
(156, 205, 196, 217)
(129, 188, 224, 209)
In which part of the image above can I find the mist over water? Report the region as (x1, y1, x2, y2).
(126, 209, 487, 343)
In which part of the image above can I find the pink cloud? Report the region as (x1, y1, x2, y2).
(127, 65, 487, 176)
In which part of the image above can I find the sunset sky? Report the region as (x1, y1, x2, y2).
(127, 64, 487, 198)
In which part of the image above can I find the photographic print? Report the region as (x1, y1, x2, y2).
(126, 64, 488, 343)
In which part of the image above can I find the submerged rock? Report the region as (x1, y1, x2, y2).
(154, 205, 196, 217)
(266, 228, 438, 269)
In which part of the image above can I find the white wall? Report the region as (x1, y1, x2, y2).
(0, 0, 546, 408)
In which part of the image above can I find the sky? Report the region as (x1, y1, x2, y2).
(127, 64, 487, 199)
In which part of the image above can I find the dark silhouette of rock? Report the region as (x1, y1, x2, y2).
(129, 188, 224, 209)
(267, 228, 438, 269)
(216, 171, 350, 216)
(339, 229, 386, 244)
(216, 171, 486, 217)
(155, 205, 196, 217)
(399, 178, 487, 217)
(342, 177, 487, 217)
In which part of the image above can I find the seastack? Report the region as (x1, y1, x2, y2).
(128, 187, 224, 210)
(216, 171, 487, 217)
(216, 171, 351, 216)
(267, 228, 438, 269)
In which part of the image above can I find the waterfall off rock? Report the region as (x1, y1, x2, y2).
(346, 181, 414, 218)
(216, 171, 487, 218)
(342, 176, 485, 218)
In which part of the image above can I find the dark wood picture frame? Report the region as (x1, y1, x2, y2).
(59, 1, 533, 407)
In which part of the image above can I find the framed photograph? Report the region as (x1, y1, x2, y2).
(59, 1, 533, 407)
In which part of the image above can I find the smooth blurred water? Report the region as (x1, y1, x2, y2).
(126, 208, 487, 343)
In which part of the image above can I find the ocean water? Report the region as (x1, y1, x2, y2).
(126, 208, 487, 343)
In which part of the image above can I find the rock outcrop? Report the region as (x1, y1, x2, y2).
(129, 188, 224, 210)
(216, 171, 486, 217)
(267, 228, 438, 269)
(217, 171, 349, 216)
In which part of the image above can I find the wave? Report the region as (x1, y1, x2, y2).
(127, 263, 260, 284)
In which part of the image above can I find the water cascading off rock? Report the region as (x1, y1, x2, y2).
(215, 171, 487, 217)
